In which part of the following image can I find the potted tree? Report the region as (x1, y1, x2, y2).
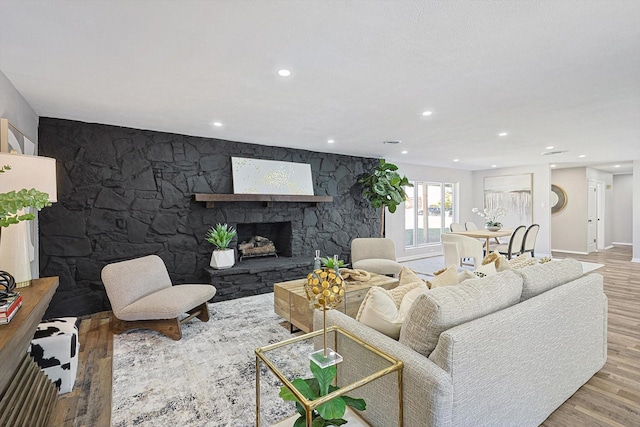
(205, 223, 237, 269)
(359, 159, 412, 237)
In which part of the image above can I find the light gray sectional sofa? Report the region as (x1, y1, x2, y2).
(313, 259, 607, 427)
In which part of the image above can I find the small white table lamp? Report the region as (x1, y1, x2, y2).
(0, 152, 57, 286)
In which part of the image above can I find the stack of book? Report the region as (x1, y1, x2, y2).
(0, 293, 23, 324)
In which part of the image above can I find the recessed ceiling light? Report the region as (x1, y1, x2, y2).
(422, 111, 433, 116)
(278, 69, 291, 77)
(213, 122, 223, 127)
(491, 165, 497, 168)
(453, 158, 459, 162)
(614, 164, 621, 168)
(498, 132, 508, 137)
(546, 146, 554, 150)
(550, 164, 557, 168)
(578, 154, 586, 158)
(401, 150, 408, 154)
(327, 139, 335, 144)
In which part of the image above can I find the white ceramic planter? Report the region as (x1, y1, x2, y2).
(210, 249, 235, 269)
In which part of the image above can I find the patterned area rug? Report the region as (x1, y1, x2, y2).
(112, 293, 311, 426)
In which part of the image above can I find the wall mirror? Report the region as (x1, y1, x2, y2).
(551, 184, 567, 214)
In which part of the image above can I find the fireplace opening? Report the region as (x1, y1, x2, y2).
(235, 221, 293, 258)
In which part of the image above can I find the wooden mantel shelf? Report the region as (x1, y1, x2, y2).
(194, 193, 333, 208)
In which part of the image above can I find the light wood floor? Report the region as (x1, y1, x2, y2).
(51, 246, 640, 427)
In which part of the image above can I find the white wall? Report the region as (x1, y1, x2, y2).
(472, 164, 551, 257)
(0, 69, 41, 277)
(634, 160, 640, 262)
(386, 162, 473, 261)
(611, 174, 633, 245)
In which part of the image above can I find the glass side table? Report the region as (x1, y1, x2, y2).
(255, 325, 403, 426)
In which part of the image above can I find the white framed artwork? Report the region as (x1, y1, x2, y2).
(483, 173, 533, 228)
(231, 157, 314, 195)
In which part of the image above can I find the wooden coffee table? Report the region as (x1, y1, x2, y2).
(274, 272, 399, 333)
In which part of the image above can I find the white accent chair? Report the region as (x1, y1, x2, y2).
(442, 233, 484, 269)
(101, 255, 217, 340)
(351, 238, 403, 276)
(493, 225, 527, 260)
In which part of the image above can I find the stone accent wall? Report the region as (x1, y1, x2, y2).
(38, 118, 379, 317)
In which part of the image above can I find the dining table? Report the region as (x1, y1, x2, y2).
(451, 228, 514, 249)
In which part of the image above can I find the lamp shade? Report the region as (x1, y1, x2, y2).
(0, 152, 57, 202)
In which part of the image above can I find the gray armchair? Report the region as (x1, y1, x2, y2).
(101, 255, 216, 340)
(351, 238, 403, 276)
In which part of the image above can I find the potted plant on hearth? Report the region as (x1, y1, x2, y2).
(205, 223, 237, 269)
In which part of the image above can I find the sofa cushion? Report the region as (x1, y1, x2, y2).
(514, 258, 583, 301)
(427, 265, 459, 288)
(352, 258, 403, 275)
(399, 270, 523, 357)
(482, 250, 511, 271)
(398, 266, 426, 287)
(356, 282, 429, 339)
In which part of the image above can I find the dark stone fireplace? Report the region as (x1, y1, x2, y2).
(37, 117, 380, 317)
(236, 221, 292, 258)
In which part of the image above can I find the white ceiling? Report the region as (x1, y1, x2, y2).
(1, 0, 639, 174)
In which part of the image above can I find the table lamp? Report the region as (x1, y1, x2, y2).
(304, 254, 346, 367)
(0, 152, 57, 287)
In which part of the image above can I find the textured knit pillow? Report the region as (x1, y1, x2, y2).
(399, 270, 523, 357)
(509, 253, 538, 269)
(356, 282, 429, 339)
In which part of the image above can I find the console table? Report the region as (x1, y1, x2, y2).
(0, 276, 59, 427)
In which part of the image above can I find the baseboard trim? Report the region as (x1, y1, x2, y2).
(552, 249, 589, 255)
(612, 242, 633, 246)
(397, 252, 443, 262)
(632, 258, 640, 263)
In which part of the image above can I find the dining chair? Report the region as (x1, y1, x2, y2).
(521, 224, 540, 257)
(450, 222, 465, 232)
(493, 225, 527, 259)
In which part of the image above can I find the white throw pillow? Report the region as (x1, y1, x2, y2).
(356, 283, 429, 339)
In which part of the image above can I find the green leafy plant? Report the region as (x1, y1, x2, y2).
(0, 165, 51, 228)
(279, 361, 366, 427)
(205, 223, 237, 250)
(358, 159, 412, 236)
(320, 257, 345, 269)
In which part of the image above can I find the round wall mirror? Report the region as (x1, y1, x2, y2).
(551, 184, 567, 214)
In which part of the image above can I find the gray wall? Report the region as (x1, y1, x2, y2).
(611, 174, 633, 245)
(38, 118, 380, 317)
(0, 68, 42, 278)
(551, 168, 588, 253)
